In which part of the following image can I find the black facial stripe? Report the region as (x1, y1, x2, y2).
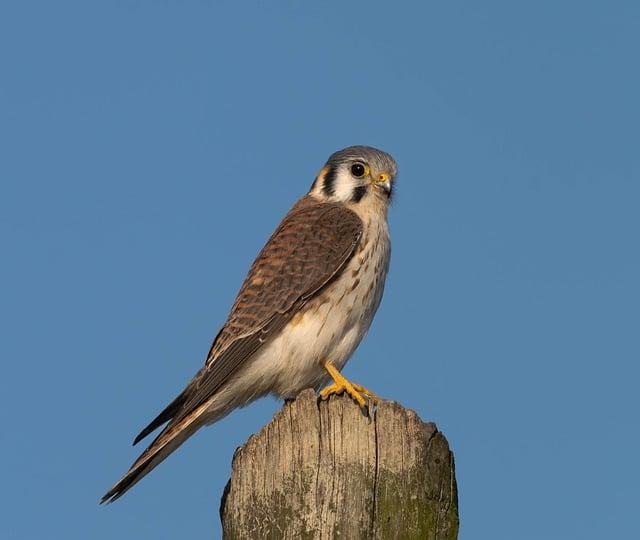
(322, 167, 336, 196)
(351, 185, 367, 203)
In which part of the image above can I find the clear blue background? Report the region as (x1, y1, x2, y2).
(1, 2, 638, 538)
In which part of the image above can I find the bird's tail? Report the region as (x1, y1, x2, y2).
(100, 400, 211, 504)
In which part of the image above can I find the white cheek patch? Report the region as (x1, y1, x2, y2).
(333, 170, 361, 202)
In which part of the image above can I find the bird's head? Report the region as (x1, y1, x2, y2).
(310, 146, 398, 207)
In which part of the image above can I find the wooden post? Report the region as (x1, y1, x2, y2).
(220, 389, 459, 539)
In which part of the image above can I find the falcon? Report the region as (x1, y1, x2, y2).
(101, 146, 397, 503)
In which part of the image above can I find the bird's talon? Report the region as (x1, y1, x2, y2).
(351, 383, 380, 404)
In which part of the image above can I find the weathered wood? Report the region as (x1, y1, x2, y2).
(220, 389, 458, 539)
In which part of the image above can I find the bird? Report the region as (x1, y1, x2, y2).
(101, 145, 397, 503)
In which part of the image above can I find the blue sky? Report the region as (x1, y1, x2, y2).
(1, 1, 638, 538)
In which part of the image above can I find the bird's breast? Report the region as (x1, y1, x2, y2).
(275, 215, 390, 393)
(236, 213, 391, 399)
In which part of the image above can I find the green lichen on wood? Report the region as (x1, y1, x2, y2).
(373, 458, 459, 539)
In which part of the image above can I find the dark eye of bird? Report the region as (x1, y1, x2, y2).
(350, 163, 366, 178)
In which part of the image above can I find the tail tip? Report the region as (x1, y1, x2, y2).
(100, 484, 125, 505)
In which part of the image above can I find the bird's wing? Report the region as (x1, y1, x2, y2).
(136, 199, 363, 444)
(172, 198, 363, 426)
(100, 199, 362, 503)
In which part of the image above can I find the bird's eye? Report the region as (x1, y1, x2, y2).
(351, 162, 367, 178)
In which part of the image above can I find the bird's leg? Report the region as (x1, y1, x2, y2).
(319, 361, 379, 408)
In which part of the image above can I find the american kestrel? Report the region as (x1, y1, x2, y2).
(101, 146, 397, 503)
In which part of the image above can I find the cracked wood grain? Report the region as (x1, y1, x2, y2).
(220, 389, 458, 539)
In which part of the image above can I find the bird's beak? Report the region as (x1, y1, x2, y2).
(373, 172, 392, 194)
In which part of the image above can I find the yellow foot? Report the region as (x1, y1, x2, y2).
(320, 381, 367, 408)
(319, 361, 379, 409)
